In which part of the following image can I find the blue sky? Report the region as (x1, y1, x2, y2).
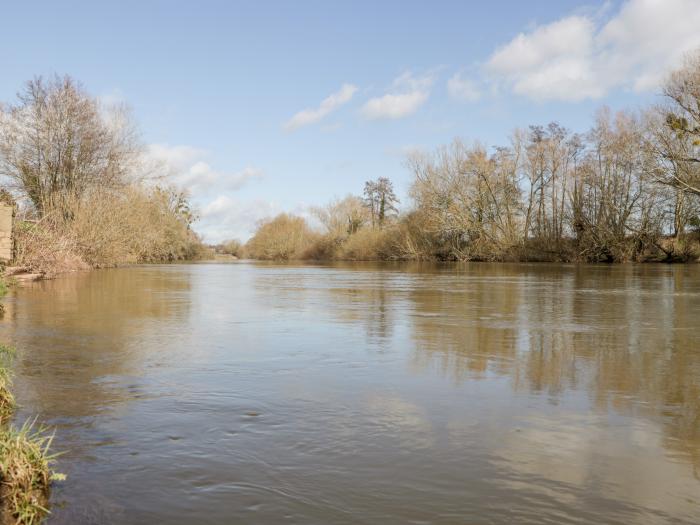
(2, 0, 699, 241)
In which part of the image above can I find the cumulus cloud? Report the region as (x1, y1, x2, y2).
(139, 144, 265, 242)
(198, 195, 278, 242)
(362, 71, 434, 119)
(485, 0, 700, 101)
(284, 83, 357, 131)
(447, 73, 481, 102)
(145, 144, 263, 194)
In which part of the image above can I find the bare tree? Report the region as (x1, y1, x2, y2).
(571, 109, 663, 261)
(651, 52, 700, 196)
(519, 122, 579, 252)
(0, 75, 140, 216)
(312, 195, 369, 238)
(407, 140, 521, 260)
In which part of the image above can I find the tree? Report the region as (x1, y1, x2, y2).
(652, 52, 700, 196)
(571, 109, 663, 261)
(519, 122, 579, 248)
(363, 177, 399, 226)
(312, 195, 369, 238)
(0, 75, 139, 216)
(407, 140, 521, 260)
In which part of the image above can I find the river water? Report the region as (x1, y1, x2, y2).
(1, 262, 699, 524)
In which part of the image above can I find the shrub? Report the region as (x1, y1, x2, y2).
(245, 214, 317, 260)
(12, 185, 205, 274)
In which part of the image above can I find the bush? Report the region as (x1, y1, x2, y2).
(13, 185, 205, 274)
(245, 214, 317, 260)
(13, 220, 89, 277)
(336, 226, 396, 260)
(219, 239, 243, 257)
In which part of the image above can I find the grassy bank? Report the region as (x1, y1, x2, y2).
(0, 284, 62, 524)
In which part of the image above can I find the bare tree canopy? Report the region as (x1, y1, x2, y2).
(651, 52, 700, 196)
(312, 195, 369, 238)
(0, 75, 140, 215)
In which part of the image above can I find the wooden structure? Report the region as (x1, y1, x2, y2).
(0, 204, 13, 262)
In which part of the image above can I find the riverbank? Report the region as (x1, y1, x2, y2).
(242, 214, 700, 264)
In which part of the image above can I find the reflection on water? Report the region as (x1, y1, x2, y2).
(0, 262, 699, 524)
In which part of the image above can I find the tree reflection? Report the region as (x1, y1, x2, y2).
(0, 267, 192, 420)
(407, 263, 700, 474)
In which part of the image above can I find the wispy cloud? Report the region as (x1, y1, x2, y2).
(362, 71, 434, 120)
(144, 144, 263, 195)
(484, 0, 700, 101)
(447, 73, 481, 102)
(284, 83, 358, 131)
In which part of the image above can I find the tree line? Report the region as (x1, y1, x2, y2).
(244, 53, 700, 263)
(0, 76, 205, 275)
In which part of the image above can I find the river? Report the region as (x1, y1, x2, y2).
(1, 262, 699, 524)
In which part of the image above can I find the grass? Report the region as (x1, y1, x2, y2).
(0, 344, 16, 425)
(0, 420, 63, 525)
(0, 341, 63, 524)
(0, 367, 15, 426)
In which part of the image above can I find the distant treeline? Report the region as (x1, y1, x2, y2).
(242, 53, 700, 263)
(0, 76, 206, 276)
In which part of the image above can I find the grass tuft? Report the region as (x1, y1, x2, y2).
(0, 420, 62, 524)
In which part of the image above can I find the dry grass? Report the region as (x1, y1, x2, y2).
(12, 220, 88, 278)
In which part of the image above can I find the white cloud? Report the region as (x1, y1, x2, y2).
(362, 71, 434, 119)
(144, 144, 263, 195)
(447, 73, 481, 102)
(198, 195, 278, 242)
(198, 196, 316, 243)
(484, 0, 700, 101)
(284, 83, 357, 131)
(139, 144, 266, 242)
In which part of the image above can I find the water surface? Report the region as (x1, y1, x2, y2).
(1, 262, 699, 524)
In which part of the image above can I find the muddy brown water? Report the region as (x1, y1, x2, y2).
(1, 262, 699, 524)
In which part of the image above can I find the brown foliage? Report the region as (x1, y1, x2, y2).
(245, 214, 318, 260)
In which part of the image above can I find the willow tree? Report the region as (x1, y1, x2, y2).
(0, 75, 139, 216)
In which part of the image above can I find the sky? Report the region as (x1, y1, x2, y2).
(2, 0, 700, 242)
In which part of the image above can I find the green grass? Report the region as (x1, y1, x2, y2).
(0, 278, 8, 300)
(0, 345, 15, 424)
(0, 342, 63, 523)
(0, 344, 16, 359)
(0, 420, 64, 524)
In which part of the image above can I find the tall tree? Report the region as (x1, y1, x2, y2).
(363, 177, 399, 226)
